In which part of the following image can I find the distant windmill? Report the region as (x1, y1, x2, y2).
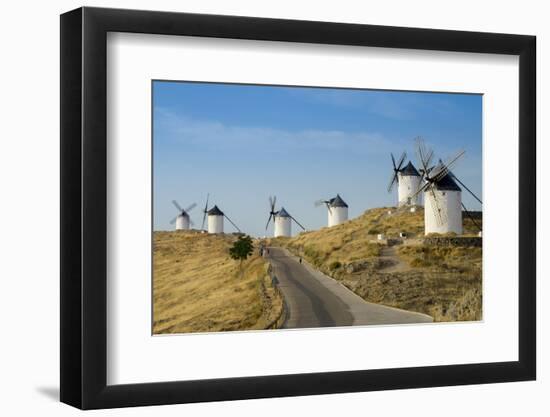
(409, 138, 482, 235)
(265, 196, 306, 237)
(170, 200, 197, 230)
(315, 194, 348, 227)
(388, 150, 422, 206)
(199, 193, 241, 234)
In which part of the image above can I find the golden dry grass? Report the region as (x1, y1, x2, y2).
(270, 207, 482, 322)
(269, 210, 384, 271)
(395, 244, 482, 321)
(153, 231, 282, 334)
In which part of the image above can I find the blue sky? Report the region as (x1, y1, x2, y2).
(153, 81, 482, 236)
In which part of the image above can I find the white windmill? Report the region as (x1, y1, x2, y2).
(169, 200, 197, 230)
(315, 194, 349, 227)
(200, 194, 241, 234)
(388, 151, 422, 206)
(265, 196, 306, 237)
(410, 138, 482, 235)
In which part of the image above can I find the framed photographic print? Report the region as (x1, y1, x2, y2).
(60, 6, 536, 410)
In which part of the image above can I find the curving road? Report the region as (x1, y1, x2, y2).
(266, 247, 432, 329)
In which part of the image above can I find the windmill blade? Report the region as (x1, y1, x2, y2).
(452, 175, 483, 205)
(431, 150, 465, 182)
(415, 137, 431, 175)
(290, 215, 306, 231)
(429, 188, 447, 226)
(224, 214, 241, 233)
(314, 199, 326, 207)
(201, 212, 207, 230)
(184, 202, 197, 213)
(415, 136, 426, 160)
(428, 188, 443, 226)
(201, 193, 210, 230)
(169, 216, 178, 225)
(326, 203, 333, 214)
(423, 149, 434, 173)
(272, 195, 277, 210)
(265, 213, 273, 230)
(390, 153, 397, 170)
(396, 151, 407, 171)
(387, 171, 399, 193)
(408, 181, 431, 202)
(172, 200, 183, 212)
(461, 202, 482, 232)
(428, 161, 446, 180)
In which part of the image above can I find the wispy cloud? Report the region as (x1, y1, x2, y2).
(285, 88, 464, 122)
(154, 108, 403, 155)
(285, 89, 418, 120)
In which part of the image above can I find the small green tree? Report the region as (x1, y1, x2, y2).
(229, 235, 254, 276)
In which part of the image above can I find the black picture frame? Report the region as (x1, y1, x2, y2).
(60, 6, 536, 410)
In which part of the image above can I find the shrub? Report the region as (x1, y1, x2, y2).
(329, 261, 342, 271)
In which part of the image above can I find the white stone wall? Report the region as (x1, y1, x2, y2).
(398, 173, 422, 206)
(175, 215, 190, 230)
(274, 216, 291, 237)
(424, 189, 462, 235)
(328, 206, 348, 227)
(207, 215, 224, 234)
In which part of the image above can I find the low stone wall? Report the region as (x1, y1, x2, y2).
(422, 236, 482, 247)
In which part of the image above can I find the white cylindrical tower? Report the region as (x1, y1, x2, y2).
(328, 194, 348, 227)
(274, 208, 292, 237)
(175, 214, 190, 230)
(397, 161, 422, 206)
(207, 205, 224, 234)
(424, 174, 462, 235)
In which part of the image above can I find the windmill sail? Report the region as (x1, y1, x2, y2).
(184, 202, 197, 213)
(428, 187, 447, 226)
(266, 196, 278, 230)
(314, 198, 332, 213)
(224, 214, 241, 233)
(172, 200, 183, 212)
(388, 151, 407, 192)
(430, 151, 465, 183)
(461, 202, 482, 232)
(201, 193, 210, 230)
(170, 199, 196, 226)
(290, 215, 306, 231)
(451, 174, 482, 205)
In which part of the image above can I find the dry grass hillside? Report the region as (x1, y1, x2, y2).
(270, 207, 482, 322)
(153, 231, 283, 334)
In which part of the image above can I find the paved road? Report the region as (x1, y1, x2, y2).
(266, 247, 432, 329)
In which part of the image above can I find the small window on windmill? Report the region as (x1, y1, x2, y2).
(442, 192, 446, 196)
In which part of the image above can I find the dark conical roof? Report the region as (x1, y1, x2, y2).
(329, 194, 348, 208)
(275, 207, 291, 218)
(207, 205, 224, 216)
(430, 166, 462, 191)
(400, 161, 420, 177)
